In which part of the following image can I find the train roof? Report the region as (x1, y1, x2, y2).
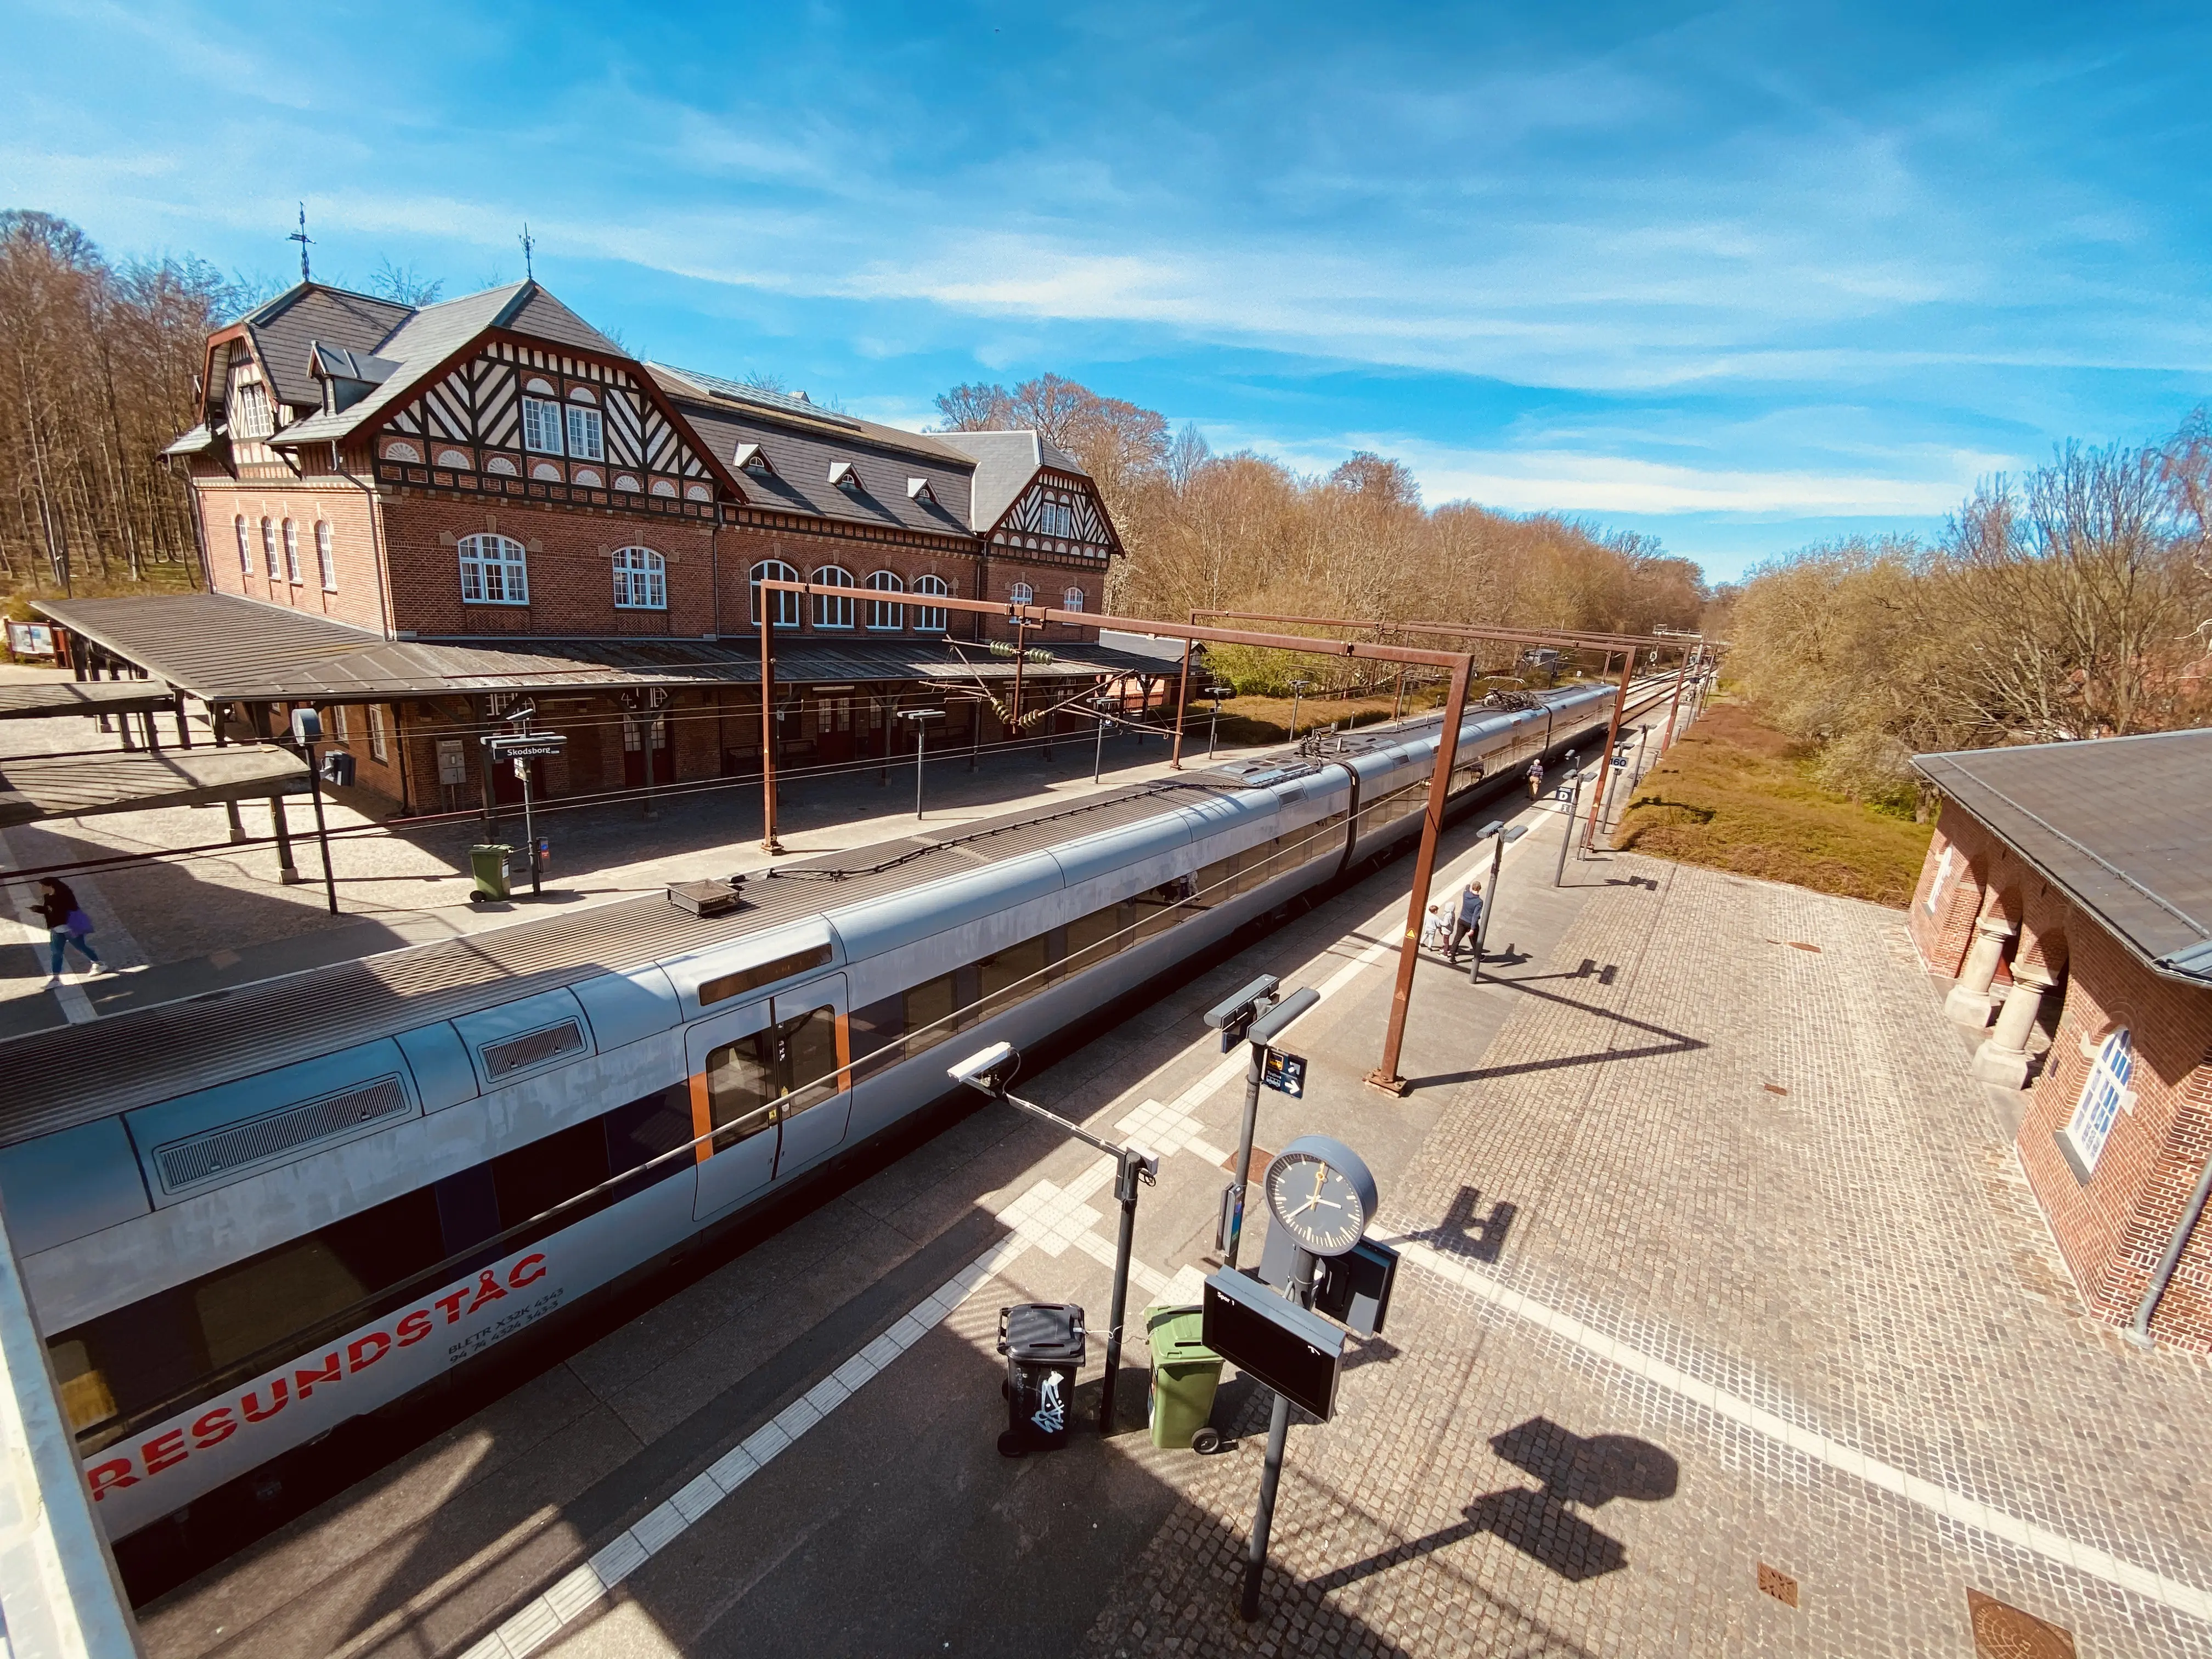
(0, 766, 1295, 1144)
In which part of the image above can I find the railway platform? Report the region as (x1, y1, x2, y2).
(117, 698, 2212, 1658)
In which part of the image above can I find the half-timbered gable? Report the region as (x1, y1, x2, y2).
(934, 430, 1122, 571)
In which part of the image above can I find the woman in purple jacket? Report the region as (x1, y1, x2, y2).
(31, 878, 104, 983)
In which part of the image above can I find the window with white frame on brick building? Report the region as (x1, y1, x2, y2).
(282, 519, 301, 584)
(1063, 586, 1084, 612)
(1009, 581, 1034, 605)
(751, 560, 799, 629)
(864, 571, 904, 630)
(2064, 1028, 2135, 1174)
(566, 400, 605, 462)
(369, 705, 390, 763)
(522, 394, 564, 455)
(914, 574, 950, 633)
(234, 515, 250, 574)
(814, 566, 855, 629)
(261, 518, 280, 579)
(316, 521, 336, 591)
(612, 546, 667, 610)
(459, 533, 530, 605)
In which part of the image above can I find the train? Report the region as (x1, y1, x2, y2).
(0, 674, 1674, 1540)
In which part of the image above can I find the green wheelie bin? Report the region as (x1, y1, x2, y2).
(1144, 1304, 1224, 1452)
(468, 844, 513, 903)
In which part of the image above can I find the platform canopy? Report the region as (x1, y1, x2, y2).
(0, 678, 178, 721)
(32, 594, 1164, 705)
(0, 746, 307, 828)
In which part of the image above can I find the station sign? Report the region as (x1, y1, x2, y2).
(1257, 1227, 1399, 1339)
(486, 733, 568, 760)
(1203, 1268, 1345, 1421)
(1261, 1049, 1306, 1097)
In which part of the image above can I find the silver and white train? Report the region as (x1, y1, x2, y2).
(0, 678, 1667, 1541)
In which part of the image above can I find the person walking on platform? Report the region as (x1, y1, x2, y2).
(1526, 757, 1544, 799)
(1446, 877, 1484, 965)
(33, 878, 106, 984)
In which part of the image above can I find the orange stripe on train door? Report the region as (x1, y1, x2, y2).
(689, 1070, 714, 1164)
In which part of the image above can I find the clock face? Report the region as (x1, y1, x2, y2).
(1266, 1151, 1369, 1256)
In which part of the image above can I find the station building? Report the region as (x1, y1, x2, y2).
(1908, 730, 2212, 1351)
(36, 278, 1166, 817)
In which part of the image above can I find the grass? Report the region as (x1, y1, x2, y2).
(1612, 698, 1934, 907)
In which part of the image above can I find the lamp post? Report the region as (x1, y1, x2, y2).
(900, 707, 945, 819)
(1205, 682, 1233, 760)
(1203, 977, 1319, 1271)
(1469, 820, 1528, 984)
(1287, 678, 1313, 744)
(950, 1043, 1157, 1436)
(1092, 692, 1114, 784)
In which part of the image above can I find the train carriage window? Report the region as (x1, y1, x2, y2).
(902, 972, 960, 1056)
(1132, 877, 1188, 940)
(195, 1240, 370, 1372)
(49, 1340, 116, 1436)
(1057, 901, 1132, 979)
(492, 1121, 612, 1232)
(975, 936, 1049, 1017)
(1234, 842, 1282, 896)
(704, 1031, 780, 1152)
(849, 992, 904, 1069)
(780, 1005, 840, 1117)
(699, 943, 834, 1008)
(1193, 855, 1238, 907)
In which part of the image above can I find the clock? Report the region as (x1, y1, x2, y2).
(1264, 1135, 1380, 1258)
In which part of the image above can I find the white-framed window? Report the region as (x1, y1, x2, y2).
(814, 566, 855, 629)
(234, 515, 250, 573)
(332, 704, 350, 742)
(315, 521, 336, 591)
(613, 546, 667, 610)
(261, 518, 279, 579)
(2063, 1028, 2135, 1175)
(914, 573, 950, 633)
(232, 381, 274, 439)
(281, 518, 300, 584)
(1925, 845, 1954, 915)
(1041, 498, 1074, 538)
(522, 397, 565, 455)
(369, 704, 389, 763)
(1008, 582, 1034, 606)
(864, 570, 904, 631)
(1063, 586, 1085, 612)
(566, 404, 605, 462)
(751, 560, 800, 629)
(459, 533, 530, 605)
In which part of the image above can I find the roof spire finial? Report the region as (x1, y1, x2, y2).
(519, 222, 535, 281)
(288, 202, 313, 283)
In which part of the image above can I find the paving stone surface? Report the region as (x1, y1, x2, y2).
(1080, 856, 2212, 1658)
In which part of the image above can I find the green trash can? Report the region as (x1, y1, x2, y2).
(468, 843, 513, 903)
(1144, 1304, 1224, 1452)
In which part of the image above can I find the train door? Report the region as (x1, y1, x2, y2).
(689, 999, 781, 1220)
(769, 978, 852, 1176)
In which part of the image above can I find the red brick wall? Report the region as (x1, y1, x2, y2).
(191, 475, 387, 634)
(1920, 800, 2212, 1350)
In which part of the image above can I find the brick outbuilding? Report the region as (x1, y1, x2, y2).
(1908, 731, 2212, 1351)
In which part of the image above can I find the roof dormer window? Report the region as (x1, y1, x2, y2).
(231, 380, 274, 439)
(735, 443, 773, 475)
(907, 477, 935, 504)
(828, 460, 859, 491)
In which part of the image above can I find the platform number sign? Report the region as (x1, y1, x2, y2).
(1261, 1048, 1306, 1098)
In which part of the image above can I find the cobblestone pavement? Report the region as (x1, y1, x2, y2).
(1081, 857, 2212, 1658)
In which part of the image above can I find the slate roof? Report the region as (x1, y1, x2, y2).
(274, 284, 536, 448)
(1914, 730, 2212, 986)
(233, 285, 413, 410)
(653, 365, 976, 537)
(33, 595, 1166, 702)
(934, 430, 1090, 531)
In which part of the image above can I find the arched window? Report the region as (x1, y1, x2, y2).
(1062, 586, 1085, 613)
(459, 533, 529, 605)
(281, 519, 300, 584)
(612, 546, 667, 610)
(751, 560, 799, 629)
(864, 571, 905, 631)
(259, 518, 279, 579)
(234, 515, 250, 574)
(2064, 1028, 2134, 1174)
(914, 574, 950, 633)
(1009, 582, 1035, 606)
(814, 566, 855, 629)
(315, 522, 336, 591)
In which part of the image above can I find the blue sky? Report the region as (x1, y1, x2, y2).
(9, 1, 2211, 584)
